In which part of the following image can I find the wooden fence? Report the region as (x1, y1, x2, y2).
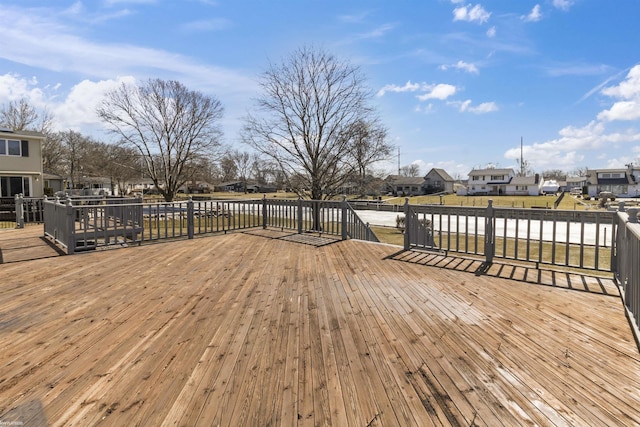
(613, 208, 640, 348)
(403, 199, 619, 272)
(43, 195, 378, 254)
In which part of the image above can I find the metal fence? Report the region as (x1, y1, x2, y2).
(404, 199, 618, 272)
(43, 196, 379, 253)
(612, 208, 640, 347)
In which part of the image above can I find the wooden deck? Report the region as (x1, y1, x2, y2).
(0, 228, 639, 426)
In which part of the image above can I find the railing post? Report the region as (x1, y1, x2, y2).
(297, 196, 303, 235)
(15, 194, 25, 228)
(66, 197, 75, 255)
(262, 194, 268, 229)
(628, 208, 639, 224)
(403, 197, 410, 250)
(485, 199, 495, 264)
(187, 196, 194, 239)
(341, 196, 348, 240)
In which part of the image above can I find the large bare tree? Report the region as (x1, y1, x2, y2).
(242, 46, 387, 201)
(0, 98, 52, 133)
(344, 119, 391, 196)
(97, 78, 224, 201)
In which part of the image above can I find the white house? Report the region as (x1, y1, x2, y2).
(466, 168, 516, 196)
(585, 166, 640, 198)
(505, 175, 542, 196)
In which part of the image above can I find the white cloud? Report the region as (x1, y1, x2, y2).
(338, 11, 371, 24)
(440, 60, 479, 74)
(504, 121, 640, 170)
(378, 82, 458, 101)
(552, 0, 574, 11)
(0, 5, 255, 96)
(597, 65, 640, 122)
(52, 76, 137, 132)
(0, 74, 47, 106)
(598, 102, 640, 122)
(601, 65, 640, 99)
(453, 4, 491, 24)
(417, 84, 458, 101)
(453, 99, 498, 114)
(523, 5, 543, 22)
(377, 81, 423, 96)
(180, 18, 232, 33)
(486, 26, 496, 37)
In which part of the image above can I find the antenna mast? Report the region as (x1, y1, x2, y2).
(520, 136, 524, 176)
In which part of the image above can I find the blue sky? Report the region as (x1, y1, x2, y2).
(1, 0, 639, 178)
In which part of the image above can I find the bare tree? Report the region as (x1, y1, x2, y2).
(97, 78, 224, 201)
(54, 130, 94, 189)
(219, 155, 238, 182)
(0, 98, 53, 133)
(399, 164, 421, 177)
(542, 169, 566, 180)
(41, 133, 67, 176)
(231, 150, 252, 192)
(242, 46, 385, 201)
(345, 119, 391, 196)
(570, 166, 589, 177)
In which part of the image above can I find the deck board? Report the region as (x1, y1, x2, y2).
(0, 229, 639, 426)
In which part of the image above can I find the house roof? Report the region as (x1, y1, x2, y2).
(586, 169, 634, 185)
(425, 168, 454, 182)
(0, 129, 46, 140)
(566, 176, 587, 184)
(509, 176, 538, 185)
(468, 168, 514, 176)
(390, 177, 425, 186)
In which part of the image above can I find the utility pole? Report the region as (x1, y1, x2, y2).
(397, 146, 401, 175)
(520, 136, 525, 176)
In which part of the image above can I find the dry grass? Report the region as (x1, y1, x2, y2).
(369, 225, 612, 274)
(379, 193, 608, 211)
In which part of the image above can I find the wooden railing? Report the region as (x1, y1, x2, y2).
(43, 196, 379, 253)
(404, 199, 618, 272)
(612, 208, 640, 348)
(2, 195, 45, 228)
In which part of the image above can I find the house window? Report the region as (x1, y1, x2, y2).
(0, 139, 24, 156)
(491, 175, 504, 181)
(0, 176, 31, 197)
(601, 173, 611, 178)
(472, 176, 480, 181)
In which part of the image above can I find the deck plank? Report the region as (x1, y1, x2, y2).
(0, 230, 639, 426)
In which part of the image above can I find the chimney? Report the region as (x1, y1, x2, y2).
(534, 173, 539, 184)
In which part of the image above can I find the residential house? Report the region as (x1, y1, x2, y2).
(466, 168, 515, 196)
(43, 172, 65, 195)
(505, 175, 542, 196)
(422, 168, 455, 194)
(0, 129, 46, 198)
(585, 166, 640, 198)
(215, 181, 246, 192)
(385, 176, 426, 196)
(565, 176, 588, 194)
